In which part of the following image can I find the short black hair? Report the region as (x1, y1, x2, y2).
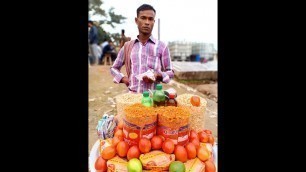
(137, 4, 156, 17)
(121, 29, 125, 34)
(88, 20, 93, 25)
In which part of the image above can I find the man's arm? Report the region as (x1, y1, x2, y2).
(110, 47, 127, 85)
(158, 46, 174, 83)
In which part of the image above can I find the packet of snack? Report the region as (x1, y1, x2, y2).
(184, 158, 205, 172)
(135, 69, 155, 81)
(96, 114, 117, 140)
(107, 156, 128, 172)
(139, 150, 175, 171)
(99, 138, 112, 155)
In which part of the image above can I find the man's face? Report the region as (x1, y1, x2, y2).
(135, 10, 155, 35)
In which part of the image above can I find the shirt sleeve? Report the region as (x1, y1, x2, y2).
(110, 47, 125, 84)
(160, 45, 174, 83)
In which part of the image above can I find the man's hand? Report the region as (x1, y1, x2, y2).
(142, 72, 163, 83)
(154, 73, 163, 82)
(142, 76, 154, 83)
(120, 76, 129, 87)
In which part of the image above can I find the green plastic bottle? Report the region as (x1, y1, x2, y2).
(141, 91, 153, 107)
(153, 84, 166, 107)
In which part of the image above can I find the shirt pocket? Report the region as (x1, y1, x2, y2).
(147, 54, 159, 70)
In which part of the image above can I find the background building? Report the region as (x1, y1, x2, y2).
(168, 41, 217, 62)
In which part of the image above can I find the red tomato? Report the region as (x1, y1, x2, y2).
(127, 145, 141, 160)
(95, 156, 107, 171)
(162, 139, 175, 154)
(151, 135, 163, 150)
(189, 129, 199, 140)
(198, 131, 209, 143)
(185, 142, 197, 159)
(139, 138, 151, 153)
(190, 96, 200, 106)
(174, 145, 188, 162)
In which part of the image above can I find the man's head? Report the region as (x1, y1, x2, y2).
(121, 29, 125, 36)
(135, 4, 156, 35)
(88, 20, 93, 27)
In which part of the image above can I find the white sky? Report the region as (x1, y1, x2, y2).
(90, 0, 217, 50)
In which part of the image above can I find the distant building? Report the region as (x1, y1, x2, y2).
(168, 41, 192, 61)
(168, 41, 217, 61)
(191, 43, 216, 61)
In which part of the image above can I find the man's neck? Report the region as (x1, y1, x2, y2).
(138, 33, 151, 45)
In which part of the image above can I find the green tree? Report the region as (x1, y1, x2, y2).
(89, 0, 126, 44)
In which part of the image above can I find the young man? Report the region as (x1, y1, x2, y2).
(110, 4, 174, 93)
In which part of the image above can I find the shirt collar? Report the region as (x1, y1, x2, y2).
(135, 35, 156, 44)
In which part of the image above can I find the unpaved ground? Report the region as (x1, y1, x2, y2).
(88, 65, 218, 154)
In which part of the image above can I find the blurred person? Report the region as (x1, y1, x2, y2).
(88, 20, 99, 65)
(119, 29, 129, 49)
(110, 4, 174, 93)
(101, 40, 117, 64)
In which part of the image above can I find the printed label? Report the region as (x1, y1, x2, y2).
(123, 119, 156, 146)
(157, 124, 189, 146)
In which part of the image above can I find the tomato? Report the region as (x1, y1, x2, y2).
(190, 138, 200, 149)
(117, 120, 124, 130)
(139, 138, 151, 153)
(112, 136, 122, 147)
(127, 145, 141, 160)
(207, 134, 215, 145)
(185, 142, 197, 159)
(190, 96, 200, 106)
(159, 135, 165, 142)
(204, 160, 216, 172)
(116, 141, 129, 158)
(102, 146, 116, 160)
(198, 131, 209, 143)
(197, 146, 210, 162)
(162, 139, 175, 154)
(203, 129, 212, 135)
(189, 129, 199, 140)
(95, 156, 107, 171)
(174, 145, 188, 162)
(151, 135, 163, 150)
(114, 129, 124, 139)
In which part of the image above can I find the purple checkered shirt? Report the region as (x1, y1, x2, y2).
(110, 35, 174, 93)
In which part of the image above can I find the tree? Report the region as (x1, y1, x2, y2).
(89, 0, 126, 44)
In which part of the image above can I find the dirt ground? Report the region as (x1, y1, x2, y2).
(88, 65, 218, 154)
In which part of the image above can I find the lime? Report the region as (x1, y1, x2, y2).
(169, 161, 185, 172)
(127, 158, 142, 172)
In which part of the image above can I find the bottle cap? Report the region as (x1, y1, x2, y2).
(143, 91, 149, 97)
(169, 93, 175, 98)
(156, 84, 162, 90)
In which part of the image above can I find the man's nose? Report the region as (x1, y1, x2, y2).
(145, 19, 150, 25)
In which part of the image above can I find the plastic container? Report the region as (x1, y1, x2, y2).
(153, 84, 165, 107)
(141, 91, 153, 107)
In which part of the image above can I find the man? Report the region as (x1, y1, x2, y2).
(110, 4, 174, 93)
(88, 20, 99, 65)
(119, 29, 129, 49)
(102, 40, 117, 63)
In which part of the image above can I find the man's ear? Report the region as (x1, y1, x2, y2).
(135, 17, 138, 24)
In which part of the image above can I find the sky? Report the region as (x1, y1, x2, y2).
(89, 0, 217, 50)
